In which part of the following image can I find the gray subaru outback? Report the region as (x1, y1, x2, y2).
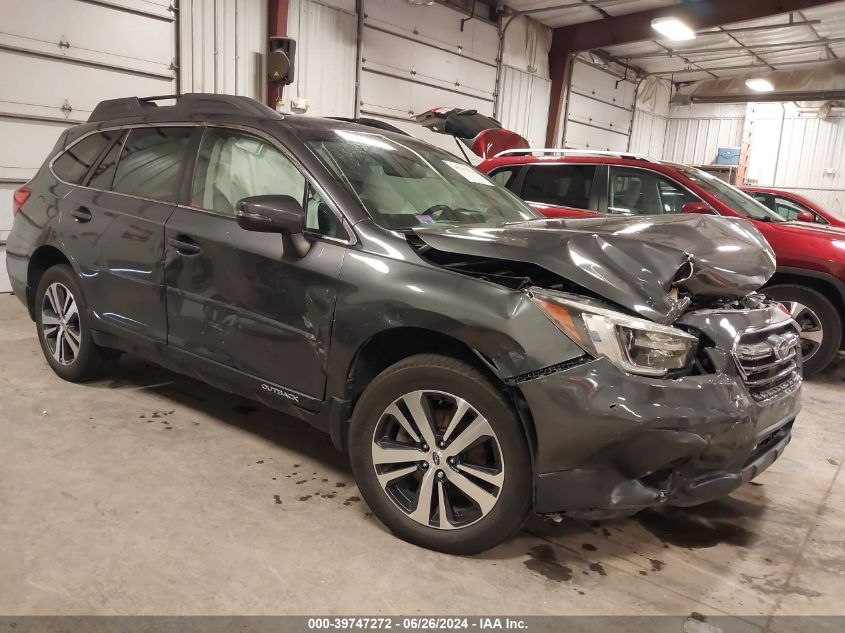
(7, 94, 800, 553)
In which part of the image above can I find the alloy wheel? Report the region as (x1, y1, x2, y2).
(784, 301, 824, 362)
(41, 282, 82, 366)
(371, 390, 505, 530)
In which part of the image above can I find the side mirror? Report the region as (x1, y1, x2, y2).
(236, 195, 311, 257)
(236, 195, 304, 233)
(796, 211, 815, 223)
(681, 201, 717, 215)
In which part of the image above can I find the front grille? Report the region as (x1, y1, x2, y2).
(733, 325, 801, 402)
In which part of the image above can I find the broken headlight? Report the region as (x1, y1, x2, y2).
(530, 289, 698, 377)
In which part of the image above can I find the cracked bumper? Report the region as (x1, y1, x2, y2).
(519, 356, 800, 516)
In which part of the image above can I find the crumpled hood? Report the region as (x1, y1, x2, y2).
(413, 214, 776, 324)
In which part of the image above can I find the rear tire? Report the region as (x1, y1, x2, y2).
(766, 284, 841, 377)
(349, 354, 532, 555)
(34, 264, 114, 382)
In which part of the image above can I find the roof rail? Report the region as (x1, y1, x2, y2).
(493, 148, 655, 161)
(327, 116, 412, 136)
(87, 93, 280, 123)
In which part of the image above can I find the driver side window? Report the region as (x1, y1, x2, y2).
(192, 128, 305, 215)
(608, 167, 696, 215)
(191, 127, 343, 238)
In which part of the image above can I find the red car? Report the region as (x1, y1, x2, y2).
(740, 187, 845, 228)
(414, 108, 845, 376)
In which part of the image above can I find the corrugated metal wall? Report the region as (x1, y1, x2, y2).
(629, 110, 667, 158)
(498, 66, 550, 147)
(745, 103, 845, 217)
(628, 76, 670, 159)
(284, 0, 357, 118)
(179, 0, 268, 100)
(498, 15, 551, 148)
(662, 104, 746, 166)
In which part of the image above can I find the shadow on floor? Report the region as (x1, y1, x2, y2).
(83, 352, 781, 564)
(86, 354, 352, 475)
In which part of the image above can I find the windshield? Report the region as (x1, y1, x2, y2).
(681, 167, 784, 222)
(302, 128, 538, 230)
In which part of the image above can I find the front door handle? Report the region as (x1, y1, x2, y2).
(70, 206, 92, 223)
(169, 235, 202, 256)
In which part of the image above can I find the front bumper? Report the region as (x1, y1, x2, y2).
(519, 354, 800, 516)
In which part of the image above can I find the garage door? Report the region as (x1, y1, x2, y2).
(359, 0, 498, 155)
(563, 58, 636, 151)
(0, 0, 177, 292)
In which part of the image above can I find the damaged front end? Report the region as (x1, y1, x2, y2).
(521, 298, 800, 518)
(410, 213, 801, 518)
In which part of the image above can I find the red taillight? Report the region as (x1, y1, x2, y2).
(12, 187, 31, 216)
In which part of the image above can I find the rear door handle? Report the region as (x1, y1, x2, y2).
(70, 206, 92, 223)
(169, 235, 201, 256)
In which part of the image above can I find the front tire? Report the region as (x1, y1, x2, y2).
(349, 354, 532, 555)
(35, 264, 113, 382)
(766, 284, 841, 377)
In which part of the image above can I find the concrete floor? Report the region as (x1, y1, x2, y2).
(1, 293, 843, 617)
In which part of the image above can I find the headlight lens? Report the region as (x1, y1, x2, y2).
(530, 289, 698, 377)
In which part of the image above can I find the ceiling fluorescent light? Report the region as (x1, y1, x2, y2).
(651, 16, 696, 41)
(745, 78, 775, 92)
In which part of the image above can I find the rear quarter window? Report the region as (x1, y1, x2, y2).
(52, 133, 112, 184)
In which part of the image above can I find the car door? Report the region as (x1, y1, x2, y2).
(518, 163, 602, 217)
(163, 126, 347, 404)
(60, 125, 193, 343)
(605, 167, 698, 215)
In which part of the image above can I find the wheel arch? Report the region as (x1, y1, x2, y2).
(25, 245, 75, 320)
(333, 326, 538, 463)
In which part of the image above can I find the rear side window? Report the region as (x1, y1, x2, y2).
(111, 127, 193, 203)
(521, 165, 596, 210)
(52, 133, 112, 184)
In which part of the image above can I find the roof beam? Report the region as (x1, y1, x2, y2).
(550, 0, 839, 53)
(544, 0, 838, 148)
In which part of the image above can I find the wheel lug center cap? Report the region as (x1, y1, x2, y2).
(431, 451, 441, 466)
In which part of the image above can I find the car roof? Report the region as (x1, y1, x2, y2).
(78, 93, 435, 148)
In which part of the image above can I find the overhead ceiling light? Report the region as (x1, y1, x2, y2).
(407, 0, 434, 4)
(651, 16, 696, 41)
(745, 78, 775, 92)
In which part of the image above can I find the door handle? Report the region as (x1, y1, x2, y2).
(70, 206, 93, 223)
(169, 235, 201, 256)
